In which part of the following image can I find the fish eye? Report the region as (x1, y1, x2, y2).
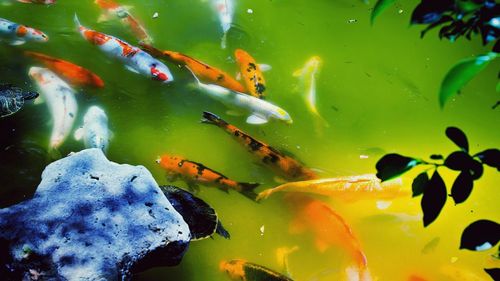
(151, 63, 157, 68)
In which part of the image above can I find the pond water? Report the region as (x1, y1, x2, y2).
(0, 0, 499, 280)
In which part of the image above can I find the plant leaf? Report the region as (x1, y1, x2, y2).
(444, 151, 474, 171)
(411, 0, 454, 24)
(475, 149, 500, 171)
(412, 172, 429, 197)
(445, 127, 469, 152)
(439, 52, 498, 108)
(430, 154, 444, 160)
(370, 0, 397, 25)
(421, 170, 447, 227)
(375, 153, 420, 181)
(460, 220, 500, 251)
(450, 171, 474, 204)
(484, 268, 500, 280)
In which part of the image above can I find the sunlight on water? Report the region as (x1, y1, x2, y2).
(0, 0, 498, 280)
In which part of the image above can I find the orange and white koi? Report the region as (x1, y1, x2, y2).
(156, 154, 259, 200)
(220, 259, 294, 281)
(94, 0, 152, 43)
(257, 174, 407, 202)
(140, 43, 246, 92)
(235, 49, 267, 99)
(74, 15, 173, 83)
(25, 51, 104, 88)
(286, 194, 371, 281)
(0, 17, 48, 45)
(202, 111, 316, 180)
(210, 0, 234, 49)
(28, 67, 77, 150)
(16, 0, 55, 4)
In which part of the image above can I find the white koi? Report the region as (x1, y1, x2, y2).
(74, 14, 173, 83)
(210, 0, 234, 49)
(28, 67, 77, 150)
(74, 106, 110, 153)
(0, 17, 48, 45)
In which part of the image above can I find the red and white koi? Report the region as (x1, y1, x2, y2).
(210, 0, 234, 49)
(94, 0, 153, 43)
(28, 67, 78, 150)
(0, 17, 48, 45)
(74, 15, 173, 83)
(15, 0, 55, 4)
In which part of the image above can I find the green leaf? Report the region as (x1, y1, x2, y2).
(375, 153, 420, 181)
(445, 127, 469, 152)
(439, 52, 498, 109)
(371, 0, 397, 25)
(421, 170, 447, 227)
(412, 172, 429, 197)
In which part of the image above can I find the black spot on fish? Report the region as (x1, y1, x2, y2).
(69, 113, 74, 118)
(263, 153, 279, 164)
(248, 63, 257, 70)
(178, 160, 184, 167)
(196, 165, 205, 175)
(234, 131, 240, 137)
(215, 176, 224, 183)
(216, 74, 225, 81)
(8, 25, 15, 30)
(249, 139, 263, 151)
(256, 83, 266, 94)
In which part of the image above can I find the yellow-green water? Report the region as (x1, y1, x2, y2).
(0, 0, 499, 280)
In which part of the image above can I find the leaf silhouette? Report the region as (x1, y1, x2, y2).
(484, 268, 500, 281)
(446, 127, 469, 152)
(439, 52, 498, 108)
(376, 154, 420, 181)
(460, 220, 500, 251)
(371, 0, 397, 25)
(430, 154, 444, 160)
(475, 149, 500, 171)
(411, 0, 454, 24)
(412, 172, 429, 197)
(444, 151, 474, 171)
(450, 171, 473, 204)
(421, 171, 447, 227)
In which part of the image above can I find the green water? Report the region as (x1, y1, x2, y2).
(1, 0, 499, 280)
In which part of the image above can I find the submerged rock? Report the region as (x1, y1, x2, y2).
(0, 149, 190, 280)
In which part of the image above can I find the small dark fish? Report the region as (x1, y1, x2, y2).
(220, 259, 294, 281)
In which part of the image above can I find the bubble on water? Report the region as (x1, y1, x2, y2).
(247, 9, 253, 14)
(152, 12, 159, 19)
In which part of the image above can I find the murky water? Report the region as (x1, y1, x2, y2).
(1, 0, 499, 280)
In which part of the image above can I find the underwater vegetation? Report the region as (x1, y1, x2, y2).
(375, 127, 500, 277)
(371, 0, 499, 108)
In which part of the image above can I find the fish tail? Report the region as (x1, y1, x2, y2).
(237, 182, 260, 201)
(201, 111, 228, 127)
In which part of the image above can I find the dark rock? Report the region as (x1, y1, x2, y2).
(0, 149, 190, 280)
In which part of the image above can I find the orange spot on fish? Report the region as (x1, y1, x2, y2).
(16, 25, 28, 37)
(116, 39, 138, 57)
(84, 30, 110, 46)
(151, 67, 167, 81)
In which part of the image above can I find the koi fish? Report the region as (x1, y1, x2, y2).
(210, 0, 234, 49)
(286, 194, 371, 281)
(28, 67, 77, 150)
(74, 106, 111, 153)
(74, 15, 173, 83)
(293, 56, 328, 126)
(94, 0, 152, 43)
(202, 112, 316, 180)
(16, 0, 55, 3)
(156, 154, 259, 200)
(257, 174, 407, 202)
(0, 18, 48, 45)
(235, 49, 267, 99)
(220, 259, 294, 281)
(140, 43, 246, 92)
(25, 51, 104, 88)
(189, 70, 291, 125)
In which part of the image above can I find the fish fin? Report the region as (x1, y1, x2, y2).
(235, 72, 241, 80)
(273, 176, 287, 184)
(109, 130, 114, 140)
(122, 5, 134, 11)
(215, 220, 231, 239)
(225, 110, 243, 116)
(201, 111, 228, 127)
(315, 238, 330, 253)
(9, 40, 25, 46)
(74, 127, 84, 141)
(185, 66, 202, 85)
(221, 32, 227, 49)
(237, 182, 260, 201)
(97, 12, 112, 23)
(255, 188, 274, 202)
(124, 65, 139, 74)
(376, 200, 392, 210)
(292, 68, 303, 77)
(74, 13, 81, 28)
(165, 173, 179, 182)
(259, 64, 272, 72)
(187, 181, 200, 193)
(246, 114, 268, 125)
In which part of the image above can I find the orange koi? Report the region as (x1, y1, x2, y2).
(220, 259, 294, 281)
(25, 51, 104, 88)
(257, 174, 407, 202)
(235, 49, 267, 99)
(286, 194, 371, 281)
(156, 154, 259, 200)
(140, 43, 246, 93)
(202, 111, 317, 181)
(95, 0, 152, 43)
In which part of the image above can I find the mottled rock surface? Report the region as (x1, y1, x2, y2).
(0, 149, 190, 280)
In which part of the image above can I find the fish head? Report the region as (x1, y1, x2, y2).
(26, 27, 49, 42)
(155, 154, 181, 170)
(219, 259, 246, 279)
(137, 55, 174, 83)
(234, 49, 248, 63)
(84, 106, 108, 124)
(28, 67, 53, 85)
(273, 108, 293, 124)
